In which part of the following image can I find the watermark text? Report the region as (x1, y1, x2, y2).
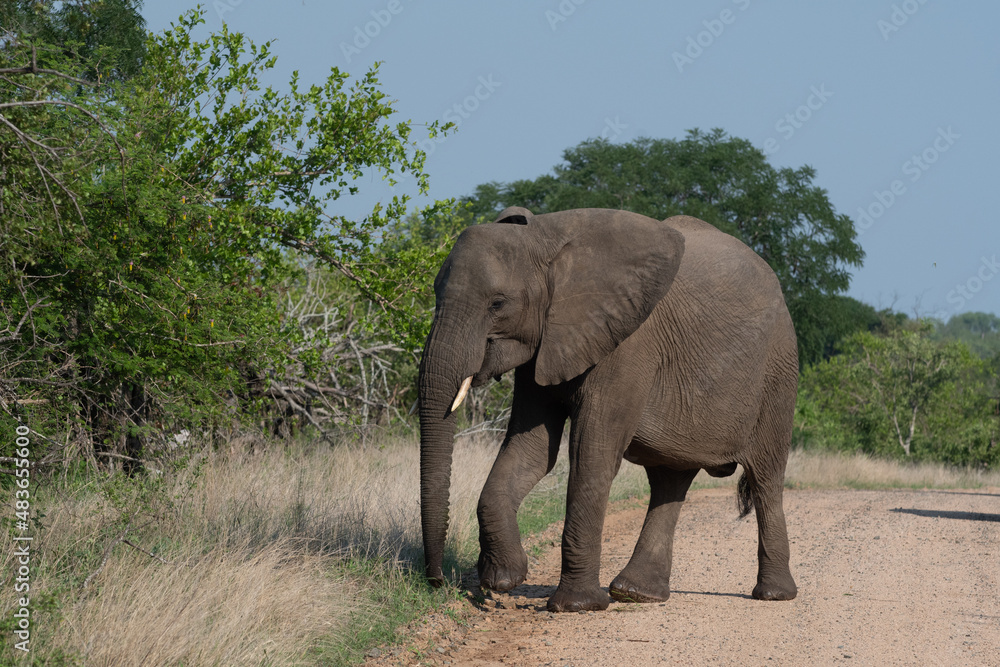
(546, 0, 589, 31)
(416, 75, 502, 157)
(856, 126, 958, 233)
(340, 0, 409, 64)
(11, 424, 32, 653)
(937, 254, 1000, 318)
(672, 0, 751, 74)
(878, 0, 930, 41)
(763, 84, 833, 155)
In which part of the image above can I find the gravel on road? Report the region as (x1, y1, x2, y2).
(369, 487, 999, 666)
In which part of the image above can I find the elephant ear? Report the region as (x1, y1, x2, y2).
(534, 213, 685, 386)
(493, 206, 532, 225)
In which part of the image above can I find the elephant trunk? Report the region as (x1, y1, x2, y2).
(417, 319, 482, 586)
(418, 394, 456, 586)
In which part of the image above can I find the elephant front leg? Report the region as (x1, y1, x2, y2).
(743, 377, 797, 601)
(476, 439, 551, 592)
(546, 429, 624, 612)
(477, 372, 564, 592)
(609, 466, 698, 603)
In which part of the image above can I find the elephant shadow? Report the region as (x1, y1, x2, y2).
(923, 489, 1000, 499)
(671, 590, 754, 600)
(470, 579, 560, 602)
(464, 576, 754, 607)
(505, 582, 559, 601)
(890, 508, 1000, 522)
(461, 574, 560, 610)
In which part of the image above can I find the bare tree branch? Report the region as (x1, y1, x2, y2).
(0, 44, 95, 86)
(82, 524, 131, 590)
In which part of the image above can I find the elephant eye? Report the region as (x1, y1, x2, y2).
(489, 297, 505, 313)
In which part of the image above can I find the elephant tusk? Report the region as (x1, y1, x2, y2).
(450, 376, 473, 413)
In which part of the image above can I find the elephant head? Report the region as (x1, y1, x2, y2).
(418, 207, 684, 585)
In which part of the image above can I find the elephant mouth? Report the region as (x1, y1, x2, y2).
(473, 337, 535, 387)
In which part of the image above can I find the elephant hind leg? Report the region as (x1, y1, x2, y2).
(609, 466, 698, 604)
(744, 466, 797, 601)
(742, 376, 797, 601)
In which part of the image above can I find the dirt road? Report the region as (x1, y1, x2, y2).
(371, 488, 999, 666)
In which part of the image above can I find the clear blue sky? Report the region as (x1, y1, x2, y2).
(142, 1, 1000, 320)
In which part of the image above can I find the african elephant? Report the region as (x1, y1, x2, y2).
(418, 206, 798, 612)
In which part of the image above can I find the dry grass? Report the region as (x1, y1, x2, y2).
(2, 433, 501, 666)
(784, 448, 1000, 489)
(5, 435, 998, 665)
(56, 543, 351, 666)
(169, 432, 499, 566)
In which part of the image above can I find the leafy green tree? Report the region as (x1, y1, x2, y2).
(1, 0, 147, 82)
(791, 295, 885, 365)
(0, 10, 451, 461)
(464, 130, 865, 366)
(933, 312, 1000, 359)
(798, 325, 997, 467)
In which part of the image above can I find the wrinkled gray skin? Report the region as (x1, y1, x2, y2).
(419, 207, 798, 613)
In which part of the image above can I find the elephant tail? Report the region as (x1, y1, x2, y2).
(736, 471, 755, 519)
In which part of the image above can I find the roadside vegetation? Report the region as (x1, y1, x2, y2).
(4, 436, 999, 665)
(1, 2, 998, 665)
(0, 434, 493, 665)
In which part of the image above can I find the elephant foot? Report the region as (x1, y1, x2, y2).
(752, 575, 797, 601)
(609, 574, 670, 603)
(477, 550, 527, 592)
(546, 586, 611, 613)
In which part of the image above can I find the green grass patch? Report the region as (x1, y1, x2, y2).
(312, 560, 462, 665)
(517, 490, 567, 538)
(515, 459, 654, 541)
